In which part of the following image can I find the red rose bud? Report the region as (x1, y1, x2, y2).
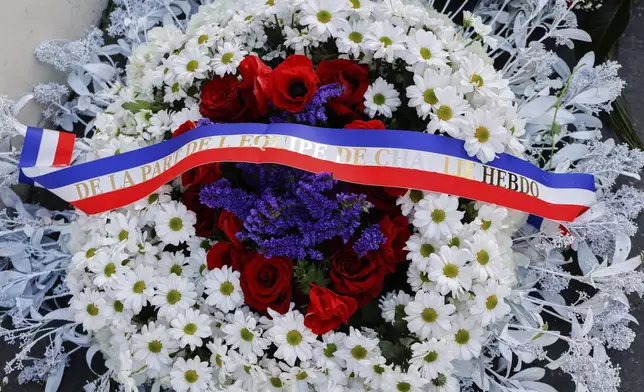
(316, 59, 369, 117)
(378, 215, 411, 273)
(218, 210, 243, 249)
(344, 119, 386, 130)
(206, 241, 243, 270)
(183, 186, 217, 237)
(172, 120, 197, 137)
(199, 75, 244, 120)
(239, 55, 273, 117)
(240, 254, 293, 314)
(304, 285, 358, 335)
(329, 245, 386, 307)
(269, 55, 319, 113)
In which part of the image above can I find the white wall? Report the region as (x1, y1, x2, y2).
(0, 0, 108, 125)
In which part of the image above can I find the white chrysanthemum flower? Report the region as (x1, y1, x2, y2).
(335, 327, 382, 374)
(364, 77, 401, 118)
(88, 249, 128, 288)
(188, 247, 209, 277)
(132, 322, 179, 372)
(300, 0, 350, 39)
(406, 29, 448, 70)
(427, 373, 460, 392)
(413, 194, 464, 240)
(397, 189, 429, 216)
(404, 291, 455, 339)
(359, 361, 391, 391)
(206, 338, 229, 382)
(169, 308, 213, 350)
(470, 281, 512, 326)
(170, 356, 213, 392)
(406, 68, 451, 120)
(405, 233, 442, 270)
(102, 211, 140, 253)
(154, 201, 197, 245)
(407, 263, 436, 292)
(158, 251, 195, 278)
(164, 82, 188, 103)
(473, 204, 508, 234)
(312, 331, 347, 371)
(362, 21, 406, 62)
(104, 291, 134, 330)
(168, 41, 210, 86)
(71, 289, 113, 331)
(382, 367, 427, 392)
(465, 233, 504, 281)
(427, 245, 475, 296)
(283, 26, 319, 55)
(212, 41, 247, 77)
(204, 266, 244, 313)
(151, 275, 197, 319)
(267, 309, 317, 366)
(133, 184, 172, 210)
(193, 23, 222, 47)
(427, 86, 471, 138)
(281, 361, 323, 391)
(222, 308, 270, 363)
(447, 315, 485, 360)
(455, 54, 511, 100)
(226, 350, 266, 389)
(347, 0, 375, 18)
(116, 265, 156, 313)
(148, 24, 185, 53)
(70, 236, 103, 270)
(463, 108, 509, 163)
(410, 338, 455, 380)
(335, 19, 368, 58)
(379, 290, 412, 324)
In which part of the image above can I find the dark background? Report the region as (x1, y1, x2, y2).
(2, 2, 644, 391)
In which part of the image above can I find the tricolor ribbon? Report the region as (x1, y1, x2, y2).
(18, 123, 596, 222)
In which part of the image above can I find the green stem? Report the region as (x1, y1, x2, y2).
(549, 68, 578, 169)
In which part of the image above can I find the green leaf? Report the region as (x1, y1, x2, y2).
(121, 100, 168, 114)
(293, 259, 329, 295)
(576, 0, 633, 61)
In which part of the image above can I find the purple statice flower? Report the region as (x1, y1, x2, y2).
(196, 118, 213, 127)
(269, 83, 343, 125)
(200, 164, 372, 260)
(353, 224, 386, 257)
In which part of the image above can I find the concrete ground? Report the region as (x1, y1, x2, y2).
(1, 1, 644, 391)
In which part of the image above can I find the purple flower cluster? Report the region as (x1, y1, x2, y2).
(270, 84, 344, 125)
(200, 164, 372, 260)
(352, 224, 385, 257)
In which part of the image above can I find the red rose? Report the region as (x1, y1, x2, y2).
(329, 245, 386, 306)
(172, 120, 198, 137)
(377, 215, 411, 273)
(207, 241, 243, 270)
(181, 163, 222, 188)
(218, 210, 243, 249)
(269, 55, 319, 113)
(239, 55, 273, 117)
(344, 120, 386, 130)
(183, 186, 217, 237)
(241, 254, 294, 314)
(200, 75, 243, 120)
(304, 285, 358, 335)
(316, 60, 369, 117)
